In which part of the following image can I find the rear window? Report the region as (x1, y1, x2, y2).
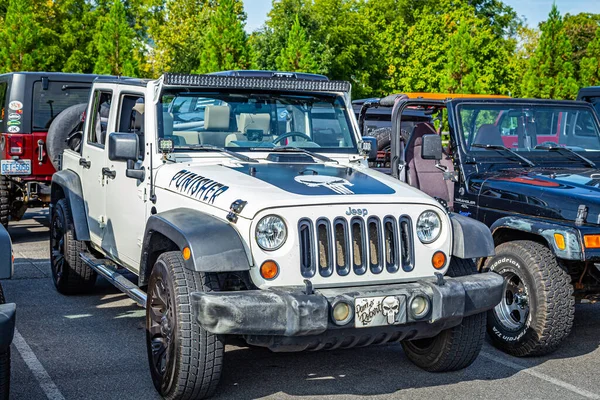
(32, 81, 91, 131)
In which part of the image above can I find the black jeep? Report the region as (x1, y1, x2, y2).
(357, 94, 600, 357)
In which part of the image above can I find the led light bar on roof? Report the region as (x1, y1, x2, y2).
(163, 73, 351, 93)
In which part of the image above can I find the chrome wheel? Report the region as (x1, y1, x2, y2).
(495, 271, 530, 331)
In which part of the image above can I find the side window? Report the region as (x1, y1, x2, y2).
(88, 90, 112, 147)
(117, 94, 145, 160)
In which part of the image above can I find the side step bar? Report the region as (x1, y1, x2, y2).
(80, 253, 147, 307)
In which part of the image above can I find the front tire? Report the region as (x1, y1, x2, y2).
(50, 199, 96, 294)
(146, 252, 224, 400)
(402, 257, 486, 372)
(484, 240, 574, 356)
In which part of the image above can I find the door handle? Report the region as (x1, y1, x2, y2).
(37, 140, 45, 164)
(102, 167, 116, 179)
(79, 158, 91, 169)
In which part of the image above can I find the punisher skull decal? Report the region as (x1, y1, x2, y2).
(294, 175, 355, 195)
(381, 296, 400, 325)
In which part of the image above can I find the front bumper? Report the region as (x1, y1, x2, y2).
(191, 273, 503, 339)
(0, 303, 16, 352)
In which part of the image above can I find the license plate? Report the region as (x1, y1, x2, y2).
(1, 159, 31, 176)
(354, 295, 407, 328)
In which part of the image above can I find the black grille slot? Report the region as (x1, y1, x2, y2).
(334, 218, 350, 276)
(400, 216, 415, 272)
(368, 217, 383, 274)
(384, 216, 400, 273)
(299, 219, 315, 278)
(316, 219, 333, 277)
(351, 218, 367, 275)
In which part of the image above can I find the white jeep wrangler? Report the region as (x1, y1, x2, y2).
(50, 71, 503, 399)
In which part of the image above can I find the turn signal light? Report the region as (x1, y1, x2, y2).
(432, 251, 447, 269)
(584, 235, 600, 249)
(554, 233, 566, 250)
(182, 247, 191, 260)
(260, 260, 279, 280)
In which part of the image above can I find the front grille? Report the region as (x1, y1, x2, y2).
(299, 215, 414, 278)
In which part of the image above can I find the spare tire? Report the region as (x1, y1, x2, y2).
(46, 103, 87, 170)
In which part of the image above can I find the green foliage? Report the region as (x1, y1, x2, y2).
(580, 26, 600, 86)
(0, 0, 59, 73)
(151, 0, 210, 75)
(195, 0, 252, 73)
(94, 0, 139, 76)
(563, 13, 600, 79)
(522, 4, 579, 99)
(276, 15, 318, 72)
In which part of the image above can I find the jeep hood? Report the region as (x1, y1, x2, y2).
(473, 167, 600, 225)
(155, 161, 437, 218)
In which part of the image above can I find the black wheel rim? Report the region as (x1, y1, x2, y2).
(494, 271, 530, 331)
(50, 210, 66, 283)
(148, 276, 176, 393)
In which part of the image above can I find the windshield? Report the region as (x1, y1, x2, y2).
(157, 90, 357, 153)
(458, 103, 600, 153)
(32, 81, 91, 131)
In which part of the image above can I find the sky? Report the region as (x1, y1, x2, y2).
(242, 0, 600, 32)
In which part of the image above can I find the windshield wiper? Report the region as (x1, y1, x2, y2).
(534, 145, 596, 168)
(270, 146, 338, 164)
(471, 144, 536, 167)
(177, 144, 257, 163)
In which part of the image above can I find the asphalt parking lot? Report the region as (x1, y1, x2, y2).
(3, 209, 600, 400)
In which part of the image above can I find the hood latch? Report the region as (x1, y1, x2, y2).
(227, 199, 247, 223)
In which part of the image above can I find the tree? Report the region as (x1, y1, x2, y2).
(522, 4, 579, 99)
(580, 26, 600, 86)
(151, 0, 210, 75)
(276, 15, 318, 72)
(507, 25, 539, 97)
(564, 13, 600, 80)
(56, 0, 98, 73)
(0, 0, 59, 72)
(94, 0, 139, 76)
(195, 0, 252, 73)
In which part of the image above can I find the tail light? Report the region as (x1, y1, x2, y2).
(8, 135, 24, 155)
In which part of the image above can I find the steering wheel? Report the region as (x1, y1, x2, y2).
(272, 131, 312, 145)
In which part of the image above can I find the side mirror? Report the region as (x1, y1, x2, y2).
(108, 132, 145, 181)
(108, 132, 139, 162)
(360, 136, 378, 161)
(421, 134, 443, 161)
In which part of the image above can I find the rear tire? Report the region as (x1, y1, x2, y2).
(146, 252, 224, 400)
(402, 257, 486, 372)
(46, 103, 87, 170)
(484, 240, 574, 356)
(49, 198, 96, 294)
(0, 176, 9, 229)
(0, 283, 10, 400)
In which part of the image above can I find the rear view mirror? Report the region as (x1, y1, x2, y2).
(108, 132, 139, 162)
(361, 136, 378, 161)
(421, 134, 442, 160)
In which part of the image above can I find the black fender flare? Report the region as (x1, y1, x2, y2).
(0, 225, 12, 279)
(450, 213, 495, 259)
(51, 169, 90, 241)
(490, 216, 583, 260)
(140, 208, 251, 284)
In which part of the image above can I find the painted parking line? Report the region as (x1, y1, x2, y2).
(481, 352, 600, 399)
(12, 329, 65, 400)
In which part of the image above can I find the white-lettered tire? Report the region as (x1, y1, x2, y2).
(484, 240, 574, 356)
(146, 252, 224, 400)
(49, 199, 97, 294)
(401, 257, 486, 372)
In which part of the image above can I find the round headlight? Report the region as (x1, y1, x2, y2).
(256, 215, 287, 251)
(416, 211, 442, 244)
